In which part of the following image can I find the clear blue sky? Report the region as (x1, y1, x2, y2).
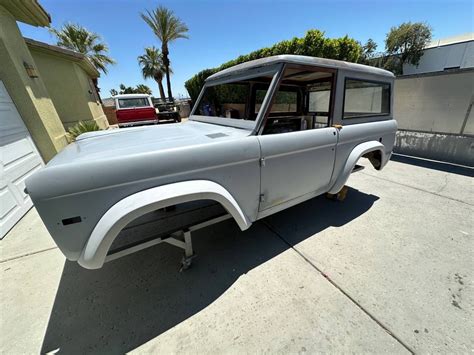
(19, 0, 473, 98)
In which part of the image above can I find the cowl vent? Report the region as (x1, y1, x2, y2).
(206, 133, 228, 139)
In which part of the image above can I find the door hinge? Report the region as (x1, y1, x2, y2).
(259, 193, 265, 202)
(259, 157, 266, 167)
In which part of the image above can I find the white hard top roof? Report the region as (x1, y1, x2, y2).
(207, 55, 394, 81)
(113, 94, 151, 99)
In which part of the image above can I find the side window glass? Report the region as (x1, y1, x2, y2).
(255, 89, 298, 115)
(343, 79, 390, 119)
(308, 81, 332, 127)
(258, 67, 335, 135)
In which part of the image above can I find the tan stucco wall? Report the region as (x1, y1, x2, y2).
(29, 48, 109, 130)
(0, 5, 67, 161)
(394, 71, 474, 135)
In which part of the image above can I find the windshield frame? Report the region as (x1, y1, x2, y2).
(189, 64, 284, 133)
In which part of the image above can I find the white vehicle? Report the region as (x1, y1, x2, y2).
(27, 55, 397, 270)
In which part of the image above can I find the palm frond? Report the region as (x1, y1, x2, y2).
(67, 121, 101, 141)
(137, 46, 167, 80)
(50, 23, 115, 74)
(141, 6, 189, 44)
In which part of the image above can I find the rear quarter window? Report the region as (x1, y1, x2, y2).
(343, 79, 390, 119)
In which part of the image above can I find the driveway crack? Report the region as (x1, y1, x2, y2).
(262, 220, 415, 354)
(361, 172, 473, 207)
(1, 246, 58, 264)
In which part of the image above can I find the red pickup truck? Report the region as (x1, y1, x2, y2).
(114, 94, 157, 127)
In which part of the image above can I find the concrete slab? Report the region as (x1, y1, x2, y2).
(1, 249, 64, 354)
(1, 157, 472, 354)
(2, 222, 405, 354)
(266, 159, 474, 353)
(363, 155, 474, 205)
(1, 208, 57, 262)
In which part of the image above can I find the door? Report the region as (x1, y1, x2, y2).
(0, 81, 44, 238)
(258, 127, 337, 211)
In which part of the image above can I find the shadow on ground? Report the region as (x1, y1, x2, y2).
(41, 188, 378, 354)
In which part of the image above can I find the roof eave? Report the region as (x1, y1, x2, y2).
(25, 38, 100, 78)
(2, 0, 51, 27)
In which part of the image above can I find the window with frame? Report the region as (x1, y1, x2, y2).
(343, 79, 390, 119)
(255, 88, 299, 115)
(260, 67, 334, 135)
(118, 98, 150, 108)
(195, 83, 250, 119)
(308, 80, 332, 127)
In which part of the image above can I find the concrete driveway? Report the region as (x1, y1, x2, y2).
(1, 156, 473, 354)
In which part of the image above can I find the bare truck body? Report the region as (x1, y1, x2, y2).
(26, 55, 397, 269)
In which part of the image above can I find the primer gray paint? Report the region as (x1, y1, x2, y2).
(25, 55, 397, 268)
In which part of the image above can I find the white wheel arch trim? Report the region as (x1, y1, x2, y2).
(328, 141, 386, 194)
(78, 180, 251, 269)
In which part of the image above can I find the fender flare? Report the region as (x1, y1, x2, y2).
(328, 141, 386, 194)
(78, 180, 251, 269)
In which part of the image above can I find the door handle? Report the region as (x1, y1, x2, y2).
(332, 124, 343, 129)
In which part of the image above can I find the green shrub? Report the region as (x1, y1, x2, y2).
(67, 120, 101, 141)
(184, 29, 362, 103)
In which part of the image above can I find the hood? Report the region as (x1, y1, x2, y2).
(48, 121, 251, 167)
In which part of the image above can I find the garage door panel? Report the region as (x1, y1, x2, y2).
(0, 187, 18, 220)
(0, 105, 28, 140)
(1, 137, 36, 166)
(11, 164, 42, 202)
(0, 80, 44, 238)
(0, 81, 13, 103)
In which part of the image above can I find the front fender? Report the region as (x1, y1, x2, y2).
(78, 180, 251, 269)
(328, 141, 386, 194)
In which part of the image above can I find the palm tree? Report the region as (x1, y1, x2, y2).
(141, 6, 189, 100)
(135, 84, 152, 95)
(138, 46, 167, 101)
(50, 23, 115, 74)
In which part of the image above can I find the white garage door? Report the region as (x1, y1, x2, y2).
(0, 81, 44, 238)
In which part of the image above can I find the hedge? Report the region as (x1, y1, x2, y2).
(185, 30, 363, 103)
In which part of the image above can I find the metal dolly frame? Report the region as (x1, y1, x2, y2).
(104, 213, 232, 271)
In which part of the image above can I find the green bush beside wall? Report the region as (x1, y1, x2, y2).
(185, 30, 363, 103)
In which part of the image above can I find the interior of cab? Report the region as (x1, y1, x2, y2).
(257, 68, 335, 134)
(194, 65, 335, 134)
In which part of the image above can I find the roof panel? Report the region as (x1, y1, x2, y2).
(207, 55, 394, 82)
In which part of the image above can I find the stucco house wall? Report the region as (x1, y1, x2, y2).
(0, 4, 67, 161)
(27, 39, 109, 130)
(0, 1, 110, 162)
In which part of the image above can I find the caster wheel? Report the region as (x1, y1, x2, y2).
(179, 255, 196, 272)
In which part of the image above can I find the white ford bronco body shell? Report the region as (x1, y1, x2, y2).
(26, 55, 397, 269)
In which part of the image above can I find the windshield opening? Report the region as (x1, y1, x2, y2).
(196, 83, 250, 119)
(192, 72, 277, 127)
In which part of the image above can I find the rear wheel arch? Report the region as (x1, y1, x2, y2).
(328, 141, 387, 194)
(78, 180, 251, 269)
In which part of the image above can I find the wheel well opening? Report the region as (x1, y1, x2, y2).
(108, 200, 227, 254)
(362, 150, 382, 170)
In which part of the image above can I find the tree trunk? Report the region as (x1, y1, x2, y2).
(156, 79, 166, 101)
(162, 43, 173, 101)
